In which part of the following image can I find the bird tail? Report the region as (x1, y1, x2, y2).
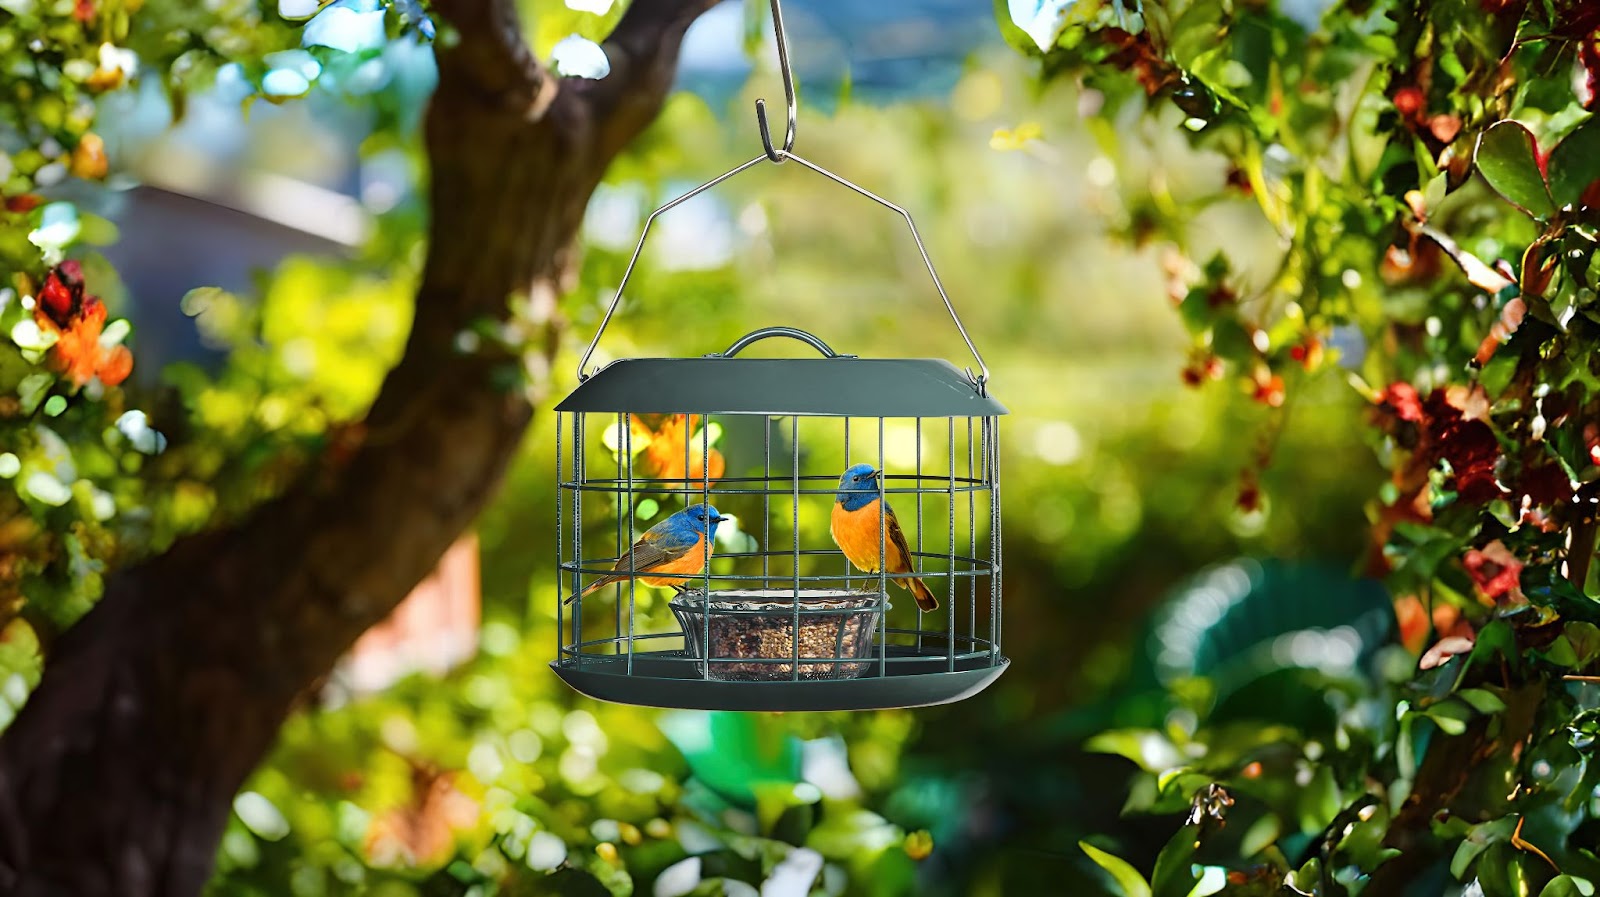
(568, 575, 619, 604)
(908, 576, 938, 612)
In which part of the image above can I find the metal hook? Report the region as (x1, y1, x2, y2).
(755, 0, 796, 163)
(571, 0, 993, 388)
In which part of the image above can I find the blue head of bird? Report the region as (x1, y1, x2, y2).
(836, 464, 881, 511)
(682, 503, 729, 535)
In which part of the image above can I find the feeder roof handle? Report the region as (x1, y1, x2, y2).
(573, 0, 992, 391)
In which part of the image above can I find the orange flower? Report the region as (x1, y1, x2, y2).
(636, 414, 724, 488)
(1394, 595, 1428, 653)
(33, 261, 133, 387)
(1394, 595, 1468, 653)
(69, 133, 108, 180)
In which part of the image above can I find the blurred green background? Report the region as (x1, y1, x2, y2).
(0, 1, 1403, 894)
(201, 45, 1383, 897)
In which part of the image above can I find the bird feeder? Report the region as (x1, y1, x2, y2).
(550, 0, 1007, 712)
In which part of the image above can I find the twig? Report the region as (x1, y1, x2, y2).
(1511, 815, 1559, 872)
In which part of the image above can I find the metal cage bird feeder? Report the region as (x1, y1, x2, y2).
(550, 0, 1007, 712)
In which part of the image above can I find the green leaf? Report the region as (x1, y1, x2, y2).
(1241, 140, 1292, 231)
(1457, 688, 1507, 715)
(1433, 698, 1479, 723)
(17, 373, 52, 415)
(1178, 288, 1220, 335)
(1080, 840, 1153, 897)
(9, 319, 57, 352)
(22, 471, 71, 507)
(1567, 622, 1600, 667)
(1424, 707, 1468, 736)
(1468, 620, 1522, 668)
(1290, 858, 1322, 896)
(1476, 121, 1556, 218)
(1549, 117, 1600, 208)
(991, 0, 1040, 53)
(1150, 824, 1201, 897)
(752, 780, 821, 834)
(1452, 818, 1516, 880)
(1210, 318, 1255, 362)
(1542, 875, 1597, 897)
(1544, 635, 1581, 669)
(1422, 172, 1448, 211)
(99, 318, 130, 348)
(1476, 841, 1539, 897)
(1085, 729, 1182, 772)
(77, 212, 120, 246)
(809, 807, 900, 862)
(537, 866, 612, 897)
(1481, 351, 1519, 397)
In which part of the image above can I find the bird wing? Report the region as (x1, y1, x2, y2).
(620, 524, 699, 573)
(885, 507, 919, 575)
(570, 518, 704, 602)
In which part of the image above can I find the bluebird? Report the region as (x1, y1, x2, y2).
(572, 503, 728, 602)
(830, 464, 938, 611)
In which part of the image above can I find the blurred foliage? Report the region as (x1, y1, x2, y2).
(999, 0, 1600, 893)
(212, 623, 926, 897)
(0, 0, 431, 635)
(3, 2, 1031, 895)
(12, 0, 1588, 894)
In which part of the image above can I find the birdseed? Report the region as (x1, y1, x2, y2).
(671, 589, 885, 681)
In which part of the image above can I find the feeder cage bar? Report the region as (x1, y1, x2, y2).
(555, 411, 563, 658)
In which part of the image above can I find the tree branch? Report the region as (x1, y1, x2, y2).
(577, 0, 724, 155)
(432, 0, 554, 113)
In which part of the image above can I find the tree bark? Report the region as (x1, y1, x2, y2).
(0, 1, 716, 894)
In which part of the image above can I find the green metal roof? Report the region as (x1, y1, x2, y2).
(556, 357, 1007, 417)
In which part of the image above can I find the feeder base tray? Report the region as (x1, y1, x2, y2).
(550, 649, 1008, 712)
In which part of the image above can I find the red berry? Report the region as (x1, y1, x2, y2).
(1252, 371, 1286, 407)
(39, 280, 72, 321)
(1394, 87, 1424, 118)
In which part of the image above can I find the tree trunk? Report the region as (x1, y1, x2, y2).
(0, 2, 714, 894)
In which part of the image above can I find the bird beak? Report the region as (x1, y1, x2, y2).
(712, 515, 729, 523)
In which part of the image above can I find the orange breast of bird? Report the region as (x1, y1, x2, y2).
(831, 499, 907, 574)
(639, 533, 711, 588)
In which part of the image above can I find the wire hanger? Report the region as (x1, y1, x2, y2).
(575, 0, 991, 390)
